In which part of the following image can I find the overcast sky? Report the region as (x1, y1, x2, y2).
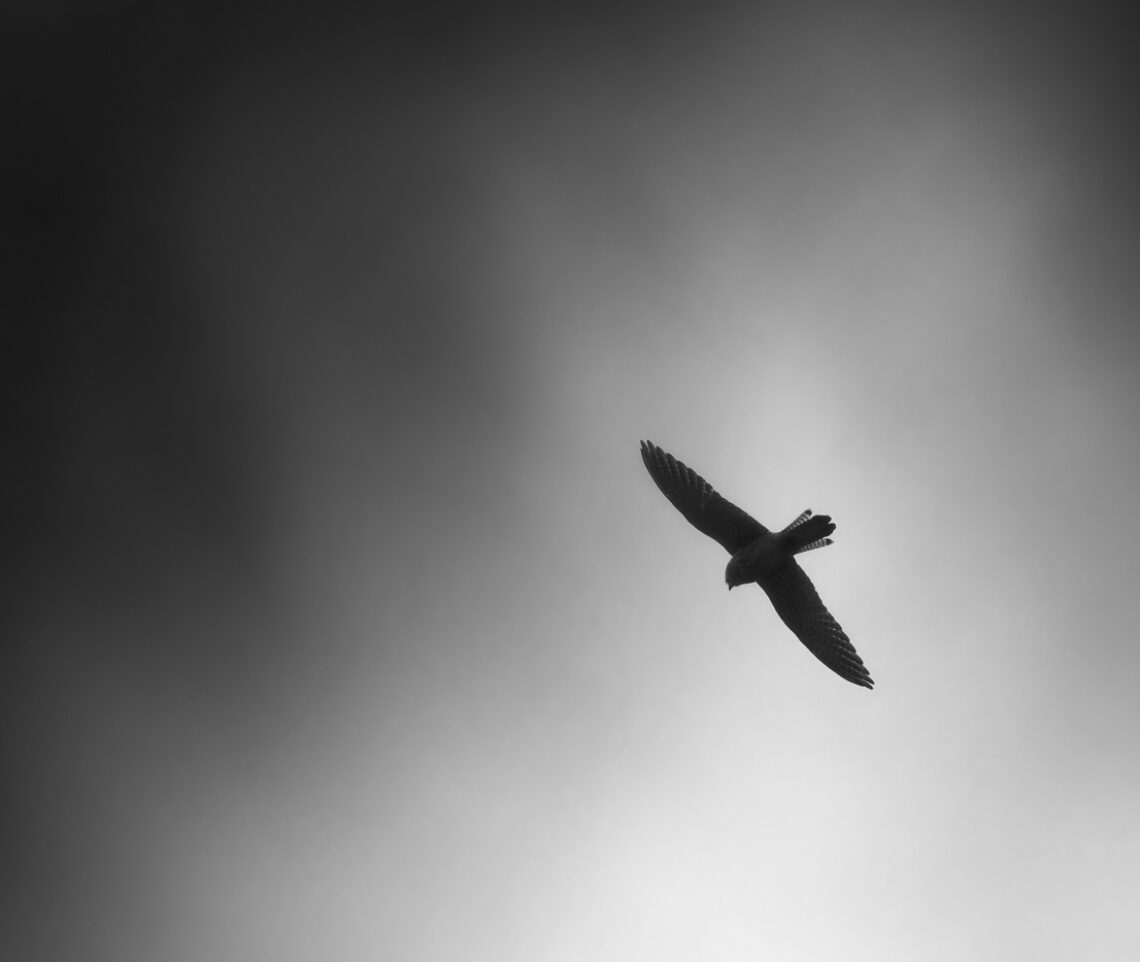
(10, 3, 1140, 960)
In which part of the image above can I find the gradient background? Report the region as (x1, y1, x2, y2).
(9, 3, 1140, 960)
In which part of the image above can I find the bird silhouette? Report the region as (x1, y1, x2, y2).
(640, 440, 873, 689)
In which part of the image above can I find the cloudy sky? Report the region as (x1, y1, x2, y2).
(10, 3, 1140, 960)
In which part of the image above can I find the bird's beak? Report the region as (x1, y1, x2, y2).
(726, 583, 733, 591)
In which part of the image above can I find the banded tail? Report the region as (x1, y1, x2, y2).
(781, 509, 835, 555)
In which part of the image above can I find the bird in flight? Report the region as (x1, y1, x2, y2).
(639, 440, 873, 689)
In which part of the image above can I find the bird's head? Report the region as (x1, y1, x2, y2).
(725, 558, 748, 590)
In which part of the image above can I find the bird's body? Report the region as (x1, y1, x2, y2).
(726, 533, 787, 583)
(639, 440, 874, 689)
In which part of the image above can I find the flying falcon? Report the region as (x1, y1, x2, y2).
(639, 440, 873, 689)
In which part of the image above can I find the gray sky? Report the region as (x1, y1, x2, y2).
(10, 3, 1140, 960)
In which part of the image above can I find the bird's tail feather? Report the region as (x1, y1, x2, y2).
(781, 509, 835, 554)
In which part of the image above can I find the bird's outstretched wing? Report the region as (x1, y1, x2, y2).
(640, 440, 767, 554)
(759, 561, 874, 688)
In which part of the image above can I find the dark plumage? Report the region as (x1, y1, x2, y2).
(640, 440, 873, 689)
